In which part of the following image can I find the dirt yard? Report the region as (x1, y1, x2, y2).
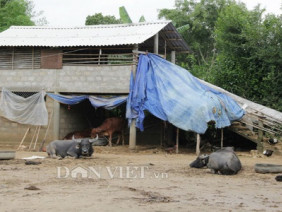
(0, 146, 282, 212)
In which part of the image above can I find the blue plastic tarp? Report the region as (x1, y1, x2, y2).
(88, 95, 128, 110)
(47, 93, 88, 105)
(47, 93, 127, 110)
(126, 53, 244, 134)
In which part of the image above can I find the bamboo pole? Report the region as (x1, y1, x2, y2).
(29, 126, 38, 151)
(39, 109, 54, 151)
(33, 126, 41, 150)
(17, 127, 30, 150)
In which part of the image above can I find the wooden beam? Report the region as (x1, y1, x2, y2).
(167, 38, 182, 41)
(162, 30, 177, 33)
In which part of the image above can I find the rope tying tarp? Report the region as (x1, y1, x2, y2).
(126, 53, 245, 134)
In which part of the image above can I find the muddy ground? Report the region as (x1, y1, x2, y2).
(0, 146, 282, 212)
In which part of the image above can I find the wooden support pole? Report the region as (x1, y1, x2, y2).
(29, 126, 38, 151)
(171, 50, 178, 153)
(257, 119, 264, 153)
(164, 40, 167, 59)
(39, 109, 54, 151)
(196, 133, 201, 156)
(221, 128, 224, 149)
(33, 126, 41, 150)
(17, 127, 30, 150)
(160, 121, 164, 147)
(176, 128, 179, 154)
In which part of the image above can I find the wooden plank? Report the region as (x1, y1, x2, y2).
(41, 49, 62, 69)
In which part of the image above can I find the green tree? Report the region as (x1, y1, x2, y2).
(159, 0, 282, 111)
(85, 13, 121, 25)
(0, 0, 34, 32)
(213, 3, 282, 110)
(159, 0, 233, 80)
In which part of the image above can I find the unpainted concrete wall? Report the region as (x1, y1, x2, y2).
(0, 65, 131, 93)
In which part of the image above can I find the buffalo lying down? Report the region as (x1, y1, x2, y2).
(47, 136, 98, 159)
(190, 147, 242, 175)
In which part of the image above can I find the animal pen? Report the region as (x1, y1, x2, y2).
(0, 21, 281, 154)
(0, 21, 190, 150)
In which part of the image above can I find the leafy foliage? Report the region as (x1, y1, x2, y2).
(0, 0, 34, 32)
(139, 15, 146, 22)
(119, 6, 132, 23)
(85, 13, 121, 25)
(159, 0, 282, 111)
(214, 4, 282, 110)
(159, 0, 231, 67)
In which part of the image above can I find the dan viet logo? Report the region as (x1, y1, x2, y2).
(56, 165, 168, 179)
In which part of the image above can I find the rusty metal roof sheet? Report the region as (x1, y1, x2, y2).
(0, 21, 190, 52)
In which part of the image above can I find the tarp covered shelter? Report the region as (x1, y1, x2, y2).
(0, 53, 244, 135)
(126, 53, 245, 134)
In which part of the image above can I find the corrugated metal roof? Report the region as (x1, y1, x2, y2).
(0, 21, 190, 52)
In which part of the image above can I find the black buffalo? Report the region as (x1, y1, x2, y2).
(47, 136, 98, 159)
(189, 154, 209, 168)
(275, 175, 282, 182)
(190, 147, 242, 175)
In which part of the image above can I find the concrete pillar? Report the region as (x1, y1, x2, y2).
(154, 33, 159, 54)
(53, 93, 60, 140)
(129, 44, 138, 150)
(129, 120, 136, 149)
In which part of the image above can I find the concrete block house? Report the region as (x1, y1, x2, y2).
(0, 21, 190, 149)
